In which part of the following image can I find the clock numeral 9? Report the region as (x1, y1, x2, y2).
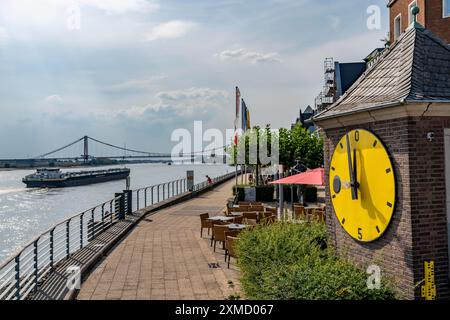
(358, 228, 363, 240)
(355, 130, 360, 142)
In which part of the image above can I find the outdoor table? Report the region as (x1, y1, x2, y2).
(228, 212, 244, 217)
(208, 216, 234, 222)
(227, 224, 248, 231)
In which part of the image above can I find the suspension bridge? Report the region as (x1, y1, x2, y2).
(0, 136, 228, 168)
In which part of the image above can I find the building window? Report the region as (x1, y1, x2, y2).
(444, 0, 450, 18)
(394, 14, 402, 40)
(408, 1, 417, 24)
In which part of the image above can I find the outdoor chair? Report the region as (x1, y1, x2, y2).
(250, 205, 264, 211)
(261, 215, 277, 225)
(200, 213, 212, 238)
(238, 202, 251, 206)
(260, 211, 273, 219)
(244, 218, 258, 226)
(312, 209, 326, 223)
(224, 231, 240, 261)
(212, 225, 230, 252)
(294, 206, 306, 221)
(210, 221, 229, 246)
(237, 205, 250, 212)
(264, 207, 277, 214)
(226, 236, 239, 268)
(243, 211, 258, 221)
(233, 216, 244, 224)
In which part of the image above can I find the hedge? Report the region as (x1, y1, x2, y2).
(235, 222, 396, 300)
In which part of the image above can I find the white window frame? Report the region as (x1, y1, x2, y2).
(444, 0, 450, 18)
(394, 14, 402, 40)
(408, 1, 417, 24)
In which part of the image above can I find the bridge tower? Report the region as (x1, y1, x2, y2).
(83, 136, 89, 163)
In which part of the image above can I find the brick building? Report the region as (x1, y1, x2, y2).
(314, 20, 450, 299)
(389, 0, 450, 44)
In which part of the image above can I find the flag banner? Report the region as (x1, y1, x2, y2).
(241, 98, 247, 132)
(234, 86, 241, 130)
(246, 108, 251, 130)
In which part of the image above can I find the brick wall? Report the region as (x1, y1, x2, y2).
(425, 0, 450, 43)
(322, 117, 450, 299)
(389, 0, 450, 44)
(389, 0, 426, 44)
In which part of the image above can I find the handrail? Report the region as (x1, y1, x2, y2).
(0, 171, 237, 300)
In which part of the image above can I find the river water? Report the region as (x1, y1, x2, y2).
(0, 163, 231, 263)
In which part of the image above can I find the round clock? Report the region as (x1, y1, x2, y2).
(329, 129, 396, 242)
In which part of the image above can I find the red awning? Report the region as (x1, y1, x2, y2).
(269, 168, 325, 186)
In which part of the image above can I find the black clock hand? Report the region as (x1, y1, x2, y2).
(353, 148, 358, 200)
(346, 133, 357, 200)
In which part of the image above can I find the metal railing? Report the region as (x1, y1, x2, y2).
(0, 195, 123, 300)
(0, 172, 236, 300)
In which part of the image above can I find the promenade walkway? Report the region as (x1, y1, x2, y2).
(77, 179, 241, 300)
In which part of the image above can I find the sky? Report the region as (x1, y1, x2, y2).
(0, 0, 388, 158)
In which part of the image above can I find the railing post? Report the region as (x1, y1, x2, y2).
(33, 240, 38, 291)
(49, 229, 54, 268)
(80, 213, 84, 249)
(115, 193, 125, 220)
(124, 190, 133, 214)
(157, 185, 160, 202)
(66, 220, 70, 257)
(101, 203, 105, 232)
(91, 208, 95, 240)
(144, 188, 148, 207)
(151, 186, 154, 205)
(176, 180, 179, 195)
(137, 190, 140, 210)
(110, 200, 114, 224)
(163, 184, 165, 200)
(14, 255, 20, 300)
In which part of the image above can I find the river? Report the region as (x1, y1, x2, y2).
(0, 163, 231, 263)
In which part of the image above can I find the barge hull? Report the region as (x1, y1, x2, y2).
(24, 171, 130, 188)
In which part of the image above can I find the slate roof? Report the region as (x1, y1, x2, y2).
(314, 25, 450, 121)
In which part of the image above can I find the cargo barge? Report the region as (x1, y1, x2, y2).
(22, 167, 130, 188)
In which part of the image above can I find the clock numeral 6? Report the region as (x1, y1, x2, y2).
(358, 228, 363, 240)
(355, 130, 360, 142)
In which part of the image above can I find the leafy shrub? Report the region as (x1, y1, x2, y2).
(235, 222, 396, 300)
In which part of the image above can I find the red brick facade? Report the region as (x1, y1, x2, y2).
(389, 0, 450, 44)
(323, 117, 450, 299)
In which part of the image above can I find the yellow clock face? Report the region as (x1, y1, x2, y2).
(329, 129, 396, 242)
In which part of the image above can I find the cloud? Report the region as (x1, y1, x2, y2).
(44, 94, 63, 104)
(215, 48, 282, 64)
(103, 74, 168, 93)
(0, 26, 8, 44)
(78, 0, 159, 14)
(120, 87, 229, 122)
(145, 20, 197, 41)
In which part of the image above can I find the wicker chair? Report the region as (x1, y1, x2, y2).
(226, 236, 239, 268)
(212, 224, 230, 252)
(210, 221, 228, 246)
(243, 211, 258, 221)
(233, 216, 244, 224)
(200, 213, 212, 237)
(224, 230, 240, 261)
